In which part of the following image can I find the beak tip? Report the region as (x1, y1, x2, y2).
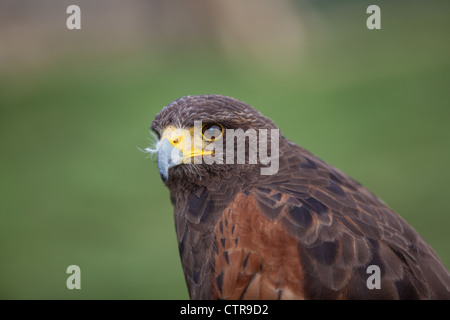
(160, 171, 168, 182)
(158, 159, 169, 182)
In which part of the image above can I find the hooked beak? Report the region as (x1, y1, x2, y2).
(157, 138, 183, 182)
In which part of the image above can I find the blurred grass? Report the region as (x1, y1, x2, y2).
(0, 0, 449, 299)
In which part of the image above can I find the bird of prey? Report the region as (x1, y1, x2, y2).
(149, 95, 450, 300)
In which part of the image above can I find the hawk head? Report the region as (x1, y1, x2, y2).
(150, 95, 279, 186)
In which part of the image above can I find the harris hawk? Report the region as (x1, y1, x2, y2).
(149, 95, 450, 300)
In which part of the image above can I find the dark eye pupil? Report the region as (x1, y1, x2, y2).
(203, 124, 222, 140)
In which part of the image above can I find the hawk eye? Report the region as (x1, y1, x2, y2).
(202, 123, 224, 141)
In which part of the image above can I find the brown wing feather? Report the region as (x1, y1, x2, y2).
(246, 140, 450, 299)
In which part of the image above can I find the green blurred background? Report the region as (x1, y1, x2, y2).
(0, 0, 449, 299)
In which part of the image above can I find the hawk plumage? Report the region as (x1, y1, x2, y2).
(150, 95, 450, 299)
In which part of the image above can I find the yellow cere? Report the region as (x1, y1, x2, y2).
(161, 125, 213, 163)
